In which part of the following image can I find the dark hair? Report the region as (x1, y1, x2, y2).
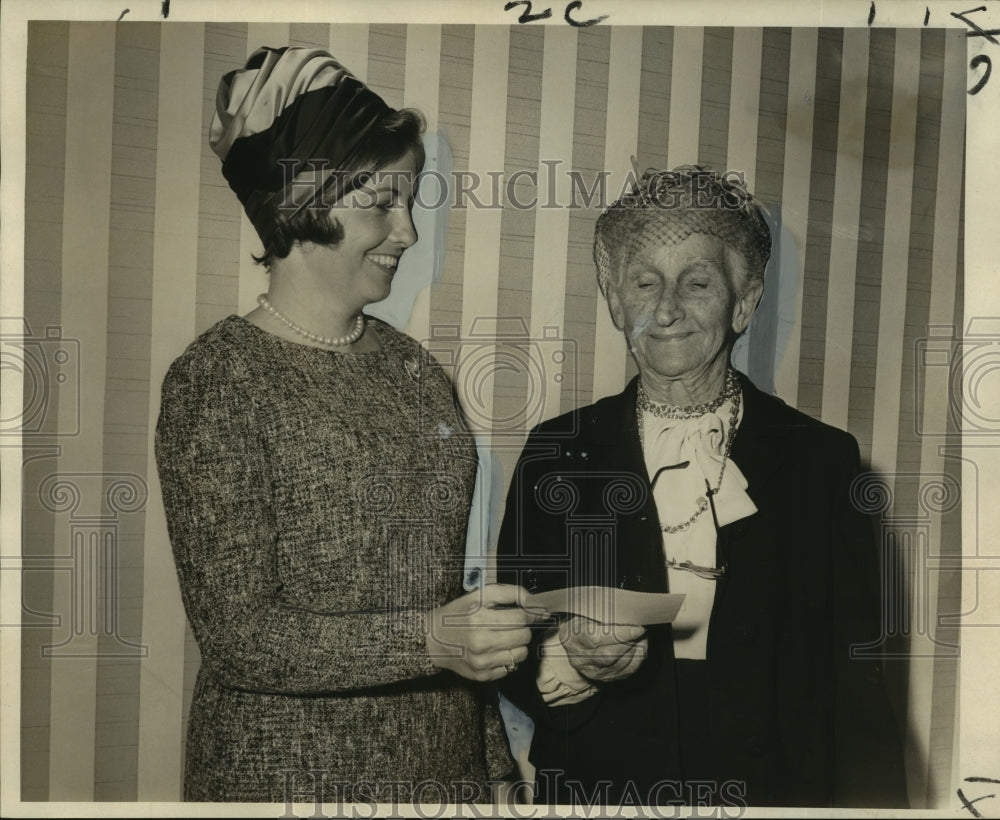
(253, 107, 427, 269)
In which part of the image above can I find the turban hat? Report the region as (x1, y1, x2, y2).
(209, 45, 392, 246)
(594, 165, 772, 297)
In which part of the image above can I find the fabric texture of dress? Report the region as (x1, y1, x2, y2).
(155, 315, 511, 803)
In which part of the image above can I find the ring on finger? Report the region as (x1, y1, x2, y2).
(504, 649, 518, 673)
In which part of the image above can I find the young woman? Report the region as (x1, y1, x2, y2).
(155, 45, 537, 804)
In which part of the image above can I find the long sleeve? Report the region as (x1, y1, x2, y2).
(495, 424, 606, 733)
(155, 350, 442, 695)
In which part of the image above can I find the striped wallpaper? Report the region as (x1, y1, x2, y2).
(16, 19, 967, 809)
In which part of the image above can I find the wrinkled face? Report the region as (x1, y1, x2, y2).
(299, 149, 421, 309)
(607, 233, 762, 383)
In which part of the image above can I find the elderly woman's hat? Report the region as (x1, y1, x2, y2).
(594, 165, 772, 296)
(210, 46, 391, 246)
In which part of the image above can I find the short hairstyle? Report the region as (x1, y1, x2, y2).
(254, 107, 427, 269)
(593, 164, 772, 297)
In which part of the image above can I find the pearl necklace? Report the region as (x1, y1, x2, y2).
(637, 368, 740, 419)
(257, 293, 365, 348)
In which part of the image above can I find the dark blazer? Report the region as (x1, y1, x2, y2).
(496, 372, 908, 809)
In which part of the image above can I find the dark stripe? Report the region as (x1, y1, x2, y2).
(637, 27, 673, 172)
(368, 24, 407, 109)
(22, 19, 71, 802)
(497, 24, 541, 458)
(796, 28, 843, 421)
(847, 28, 895, 463)
(196, 23, 246, 336)
(561, 25, 611, 412)
(753, 27, 791, 205)
(893, 29, 946, 509)
(698, 27, 733, 171)
(431, 24, 474, 371)
(288, 23, 330, 50)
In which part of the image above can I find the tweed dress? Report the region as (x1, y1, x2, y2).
(155, 315, 508, 803)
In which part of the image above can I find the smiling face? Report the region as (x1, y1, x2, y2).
(298, 149, 421, 311)
(607, 232, 763, 401)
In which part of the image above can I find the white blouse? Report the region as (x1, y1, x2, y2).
(641, 395, 757, 660)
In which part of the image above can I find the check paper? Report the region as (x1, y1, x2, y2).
(523, 586, 686, 626)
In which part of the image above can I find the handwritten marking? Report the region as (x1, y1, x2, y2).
(924, 7, 930, 25)
(117, 7, 129, 20)
(959, 778, 1000, 817)
(951, 6, 997, 93)
(504, 0, 607, 26)
(952, 6, 997, 44)
(958, 788, 994, 817)
(504, 0, 552, 23)
(161, 0, 170, 18)
(564, 0, 609, 27)
(868, 1, 876, 25)
(969, 53, 992, 95)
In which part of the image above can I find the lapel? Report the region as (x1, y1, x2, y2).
(568, 372, 799, 596)
(578, 378, 667, 593)
(727, 371, 796, 497)
(712, 372, 798, 619)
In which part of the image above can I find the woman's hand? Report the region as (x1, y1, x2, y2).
(538, 675, 598, 706)
(425, 584, 545, 682)
(559, 615, 647, 683)
(536, 627, 598, 706)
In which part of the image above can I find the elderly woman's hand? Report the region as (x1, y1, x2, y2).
(425, 584, 545, 682)
(559, 615, 647, 684)
(536, 627, 598, 706)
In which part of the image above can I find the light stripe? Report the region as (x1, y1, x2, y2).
(772, 28, 818, 405)
(726, 28, 762, 374)
(530, 26, 577, 423)
(329, 24, 370, 83)
(869, 29, 920, 478)
(820, 28, 869, 429)
(136, 23, 205, 802)
(666, 27, 703, 168)
(914, 32, 963, 809)
(959, 14, 1000, 794)
(899, 31, 955, 807)
(403, 24, 442, 344)
(47, 23, 116, 800)
(238, 24, 289, 316)
(726, 28, 763, 191)
(457, 25, 509, 443)
(592, 26, 642, 402)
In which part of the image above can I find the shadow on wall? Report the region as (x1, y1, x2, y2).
(851, 464, 962, 810)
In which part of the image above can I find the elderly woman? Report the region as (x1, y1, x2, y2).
(154, 46, 538, 804)
(496, 166, 907, 809)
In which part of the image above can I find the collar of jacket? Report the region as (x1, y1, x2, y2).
(580, 370, 795, 501)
